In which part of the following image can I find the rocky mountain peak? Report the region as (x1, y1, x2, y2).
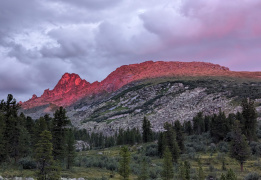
(21, 61, 260, 110)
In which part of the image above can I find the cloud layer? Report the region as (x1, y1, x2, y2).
(0, 0, 261, 101)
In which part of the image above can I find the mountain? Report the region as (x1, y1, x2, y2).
(21, 61, 260, 109)
(21, 61, 261, 134)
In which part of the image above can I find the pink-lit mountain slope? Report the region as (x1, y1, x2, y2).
(21, 61, 261, 109)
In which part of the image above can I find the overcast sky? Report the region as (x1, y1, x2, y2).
(1, 0, 261, 102)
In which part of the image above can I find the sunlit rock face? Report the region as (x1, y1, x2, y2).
(21, 61, 260, 109)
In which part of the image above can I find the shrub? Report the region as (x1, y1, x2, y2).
(18, 157, 37, 169)
(149, 167, 162, 179)
(145, 144, 158, 157)
(218, 141, 229, 153)
(250, 141, 261, 156)
(244, 172, 260, 180)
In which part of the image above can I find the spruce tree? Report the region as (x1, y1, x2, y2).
(161, 147, 174, 180)
(184, 121, 193, 135)
(193, 112, 205, 135)
(241, 98, 257, 141)
(142, 117, 152, 143)
(65, 129, 76, 169)
(158, 132, 165, 157)
(1, 94, 21, 162)
(35, 130, 60, 180)
(229, 120, 251, 172)
(119, 146, 131, 180)
(52, 106, 70, 161)
(163, 122, 180, 162)
(174, 120, 185, 152)
(210, 111, 229, 142)
(0, 113, 5, 162)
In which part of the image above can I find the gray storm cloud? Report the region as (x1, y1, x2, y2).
(0, 0, 261, 101)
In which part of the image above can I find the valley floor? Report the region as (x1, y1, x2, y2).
(1, 142, 261, 180)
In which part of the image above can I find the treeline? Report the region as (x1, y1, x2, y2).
(0, 94, 75, 179)
(73, 117, 158, 149)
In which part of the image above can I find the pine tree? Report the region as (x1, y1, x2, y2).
(241, 98, 257, 141)
(65, 129, 76, 169)
(142, 117, 152, 143)
(35, 130, 60, 180)
(210, 110, 229, 142)
(0, 113, 5, 162)
(193, 112, 205, 135)
(229, 120, 251, 172)
(163, 122, 180, 162)
(119, 146, 131, 180)
(161, 147, 174, 180)
(184, 121, 193, 135)
(1, 94, 21, 162)
(158, 132, 165, 157)
(174, 120, 185, 152)
(52, 106, 71, 161)
(138, 158, 149, 180)
(204, 115, 211, 132)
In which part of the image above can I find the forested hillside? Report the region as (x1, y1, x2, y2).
(1, 94, 261, 179)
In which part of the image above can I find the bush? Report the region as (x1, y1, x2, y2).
(244, 172, 260, 180)
(84, 156, 118, 171)
(18, 157, 37, 169)
(145, 144, 158, 157)
(257, 130, 261, 139)
(218, 141, 229, 153)
(208, 143, 216, 153)
(149, 167, 162, 179)
(250, 141, 261, 156)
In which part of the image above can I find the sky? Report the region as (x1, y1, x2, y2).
(0, 0, 261, 102)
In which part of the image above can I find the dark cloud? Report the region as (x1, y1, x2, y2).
(0, 0, 261, 101)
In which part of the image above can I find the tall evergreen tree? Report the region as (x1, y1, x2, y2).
(163, 122, 180, 162)
(65, 129, 76, 169)
(157, 132, 165, 157)
(52, 106, 71, 161)
(161, 147, 174, 180)
(119, 146, 131, 180)
(229, 121, 251, 172)
(241, 98, 257, 141)
(35, 130, 60, 180)
(174, 120, 185, 152)
(1, 95, 20, 162)
(184, 121, 193, 135)
(193, 112, 205, 135)
(204, 115, 211, 132)
(0, 113, 5, 162)
(210, 111, 229, 142)
(142, 117, 152, 143)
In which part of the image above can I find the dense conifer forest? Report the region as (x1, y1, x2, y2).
(0, 94, 261, 179)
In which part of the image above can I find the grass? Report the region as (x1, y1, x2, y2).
(1, 142, 261, 179)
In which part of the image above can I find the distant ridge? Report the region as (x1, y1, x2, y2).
(22, 61, 261, 109)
